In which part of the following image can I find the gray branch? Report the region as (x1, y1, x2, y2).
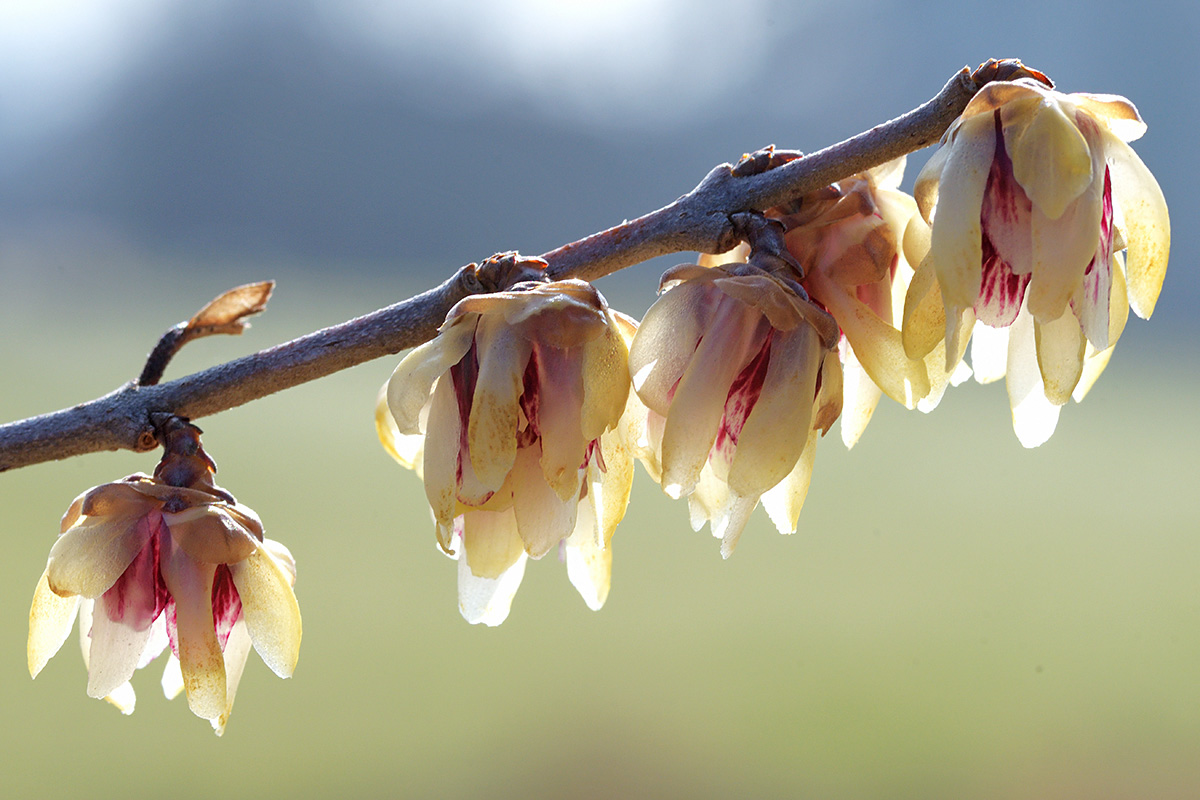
(0, 65, 986, 473)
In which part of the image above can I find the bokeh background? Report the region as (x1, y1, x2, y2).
(2, 2, 1197, 798)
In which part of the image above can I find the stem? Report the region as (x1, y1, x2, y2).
(0, 65, 986, 473)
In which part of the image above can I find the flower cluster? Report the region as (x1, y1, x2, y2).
(376, 73, 1167, 623)
(28, 418, 300, 735)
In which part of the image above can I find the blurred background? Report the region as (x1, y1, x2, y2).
(2, 1, 1197, 798)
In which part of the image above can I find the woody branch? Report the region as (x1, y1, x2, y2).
(0, 63, 1004, 473)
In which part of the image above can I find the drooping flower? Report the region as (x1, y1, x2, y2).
(380, 279, 641, 625)
(629, 260, 842, 557)
(903, 77, 1169, 445)
(770, 157, 968, 447)
(28, 418, 301, 735)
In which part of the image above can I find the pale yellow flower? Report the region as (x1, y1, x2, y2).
(28, 421, 301, 736)
(381, 279, 640, 625)
(772, 157, 968, 448)
(629, 262, 841, 557)
(904, 78, 1169, 446)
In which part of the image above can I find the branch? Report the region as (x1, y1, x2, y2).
(0, 63, 999, 473)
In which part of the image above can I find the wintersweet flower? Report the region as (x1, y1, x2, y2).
(904, 77, 1169, 445)
(27, 419, 301, 735)
(381, 279, 640, 625)
(770, 157, 968, 447)
(629, 260, 842, 557)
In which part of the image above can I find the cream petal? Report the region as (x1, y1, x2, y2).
(376, 386, 426, 473)
(813, 270, 930, 408)
(533, 344, 588, 501)
(1026, 144, 1104, 322)
(1007, 99, 1093, 220)
(160, 537, 226, 721)
(468, 319, 531, 492)
(628, 281, 716, 414)
(47, 511, 155, 599)
(28, 568, 81, 678)
(728, 325, 819, 496)
(386, 316, 476, 434)
(211, 620, 254, 736)
(85, 588, 158, 699)
(839, 343, 882, 450)
(1104, 132, 1170, 319)
(970, 321, 1010, 384)
(760, 429, 819, 536)
(161, 653, 184, 700)
(511, 443, 577, 558)
(593, 405, 638, 546)
(1006, 305, 1061, 447)
(688, 464, 731, 535)
(457, 523, 528, 626)
(659, 301, 766, 498)
(717, 494, 760, 559)
(580, 321, 631, 442)
(229, 544, 302, 680)
(1073, 254, 1130, 402)
(165, 505, 259, 565)
(1035, 312, 1086, 405)
(1072, 93, 1146, 142)
(422, 374, 463, 528)
(104, 681, 137, 715)
(461, 508, 526, 580)
(564, 499, 611, 611)
(901, 255, 946, 361)
(913, 140, 950, 223)
(928, 111, 994, 311)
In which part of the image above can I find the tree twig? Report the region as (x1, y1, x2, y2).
(0, 63, 994, 473)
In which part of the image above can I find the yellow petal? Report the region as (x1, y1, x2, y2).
(760, 429, 819, 535)
(1007, 98, 1094, 220)
(928, 111, 994, 311)
(1006, 304, 1061, 447)
(1105, 133, 1170, 319)
(386, 315, 476, 434)
(462, 508, 526, 580)
(1073, 93, 1146, 142)
(1035, 311, 1086, 405)
(160, 541, 225, 722)
(47, 511, 154, 598)
(628, 280, 714, 415)
(230, 544, 302, 679)
(511, 443, 577, 558)
(579, 320, 631, 442)
(839, 344, 882, 449)
(564, 499, 612, 611)
(467, 318, 530, 491)
(28, 567, 80, 678)
(422, 375, 463, 529)
(165, 505, 260, 564)
(533, 344, 588, 501)
(901, 253, 945, 361)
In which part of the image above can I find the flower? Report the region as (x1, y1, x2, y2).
(628, 260, 842, 557)
(770, 157, 968, 447)
(380, 279, 640, 625)
(27, 419, 301, 735)
(904, 78, 1169, 445)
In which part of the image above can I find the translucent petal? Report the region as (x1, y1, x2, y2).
(1104, 132, 1170, 319)
(468, 319, 530, 492)
(165, 505, 259, 564)
(928, 111, 994, 310)
(901, 255, 945, 361)
(1035, 312, 1087, 405)
(461, 508, 526, 580)
(628, 281, 715, 414)
(422, 374, 463, 529)
(970, 321, 1009, 384)
(457, 520, 527, 626)
(1007, 99, 1093, 220)
(28, 567, 81, 678)
(86, 587, 158, 699)
(211, 620, 254, 736)
(161, 653, 184, 700)
(1072, 93, 1146, 141)
(659, 301, 764, 498)
(839, 344, 882, 450)
(718, 495, 760, 559)
(564, 500, 611, 611)
(579, 321, 631, 442)
(230, 544, 302, 680)
(386, 316, 476, 434)
(761, 429, 819, 535)
(47, 510, 154, 599)
(1006, 305, 1061, 447)
(913, 139, 950, 223)
(104, 681, 137, 715)
(160, 538, 225, 721)
(534, 344, 587, 501)
(511, 443, 577, 558)
(376, 386, 425, 473)
(728, 325, 819, 495)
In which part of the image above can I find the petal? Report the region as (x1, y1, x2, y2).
(659, 300, 766, 498)
(970, 320, 1010, 384)
(628, 280, 716, 415)
(164, 505, 259, 564)
(839, 343, 882, 450)
(467, 318, 531, 492)
(376, 386, 426, 473)
(457, 514, 528, 626)
(1006, 305, 1061, 447)
(564, 499, 611, 611)
(160, 537, 226, 721)
(913, 138, 950, 223)
(28, 567, 81, 678)
(1072, 93, 1146, 142)
(461, 508, 526, 580)
(1104, 133, 1170, 319)
(229, 544, 302, 679)
(161, 653, 184, 700)
(1007, 98, 1094, 220)
(533, 344, 588, 501)
(511, 443, 577, 558)
(422, 374, 463, 529)
(1035, 311, 1087, 405)
(760, 429, 819, 536)
(386, 315, 476, 434)
(901, 254, 946, 361)
(47, 510, 154, 599)
(579, 320, 631, 442)
(211, 619, 254, 736)
(86, 585, 159, 699)
(727, 325, 820, 496)
(928, 111, 994, 311)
